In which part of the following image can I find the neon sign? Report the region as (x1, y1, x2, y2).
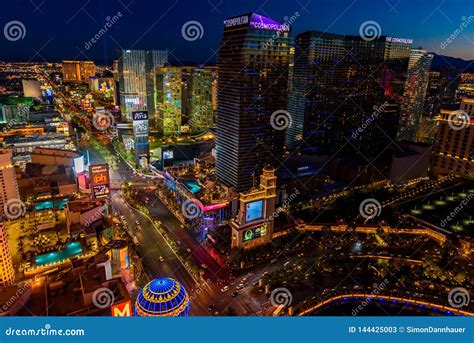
(385, 37, 413, 44)
(111, 301, 132, 316)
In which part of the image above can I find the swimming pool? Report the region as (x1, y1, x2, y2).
(34, 198, 69, 211)
(34, 241, 83, 266)
(184, 181, 202, 194)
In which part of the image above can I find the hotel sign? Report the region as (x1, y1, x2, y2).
(132, 110, 149, 138)
(89, 164, 110, 199)
(385, 37, 413, 44)
(224, 14, 289, 32)
(224, 15, 249, 28)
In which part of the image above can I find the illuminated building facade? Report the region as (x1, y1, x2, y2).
(231, 166, 276, 248)
(117, 49, 168, 122)
(162, 168, 231, 234)
(188, 68, 214, 133)
(431, 98, 474, 177)
(135, 277, 190, 316)
(286, 32, 411, 157)
(456, 73, 474, 101)
(216, 13, 292, 192)
(0, 221, 14, 287)
(155, 67, 214, 135)
(155, 67, 183, 135)
(397, 49, 433, 141)
(0, 149, 20, 286)
(22, 79, 42, 98)
(61, 61, 96, 83)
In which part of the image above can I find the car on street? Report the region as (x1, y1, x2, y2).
(221, 286, 229, 293)
(159, 256, 164, 262)
(231, 291, 238, 297)
(236, 283, 244, 290)
(201, 264, 207, 269)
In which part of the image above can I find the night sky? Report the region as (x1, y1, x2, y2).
(1, 0, 473, 64)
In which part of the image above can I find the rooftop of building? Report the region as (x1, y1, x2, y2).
(164, 164, 233, 203)
(66, 199, 105, 214)
(31, 147, 80, 159)
(16, 264, 130, 316)
(0, 95, 33, 106)
(3, 133, 66, 144)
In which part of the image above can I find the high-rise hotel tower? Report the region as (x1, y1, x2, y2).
(0, 149, 19, 286)
(117, 49, 168, 122)
(286, 32, 411, 158)
(216, 13, 292, 192)
(397, 49, 433, 141)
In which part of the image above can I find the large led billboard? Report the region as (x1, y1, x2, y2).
(242, 225, 267, 242)
(89, 164, 110, 199)
(245, 200, 263, 222)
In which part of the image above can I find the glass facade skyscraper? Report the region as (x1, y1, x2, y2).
(155, 67, 214, 135)
(216, 13, 292, 192)
(286, 31, 411, 158)
(156, 67, 183, 135)
(188, 68, 214, 133)
(117, 49, 168, 122)
(397, 49, 433, 141)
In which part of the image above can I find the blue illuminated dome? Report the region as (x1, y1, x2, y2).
(135, 277, 190, 317)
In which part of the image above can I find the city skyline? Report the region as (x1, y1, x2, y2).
(0, 0, 473, 329)
(0, 0, 473, 64)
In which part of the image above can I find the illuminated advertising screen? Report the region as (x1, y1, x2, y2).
(245, 200, 263, 222)
(73, 155, 85, 175)
(163, 150, 173, 159)
(242, 226, 267, 242)
(92, 185, 110, 198)
(133, 120, 148, 137)
(132, 111, 149, 138)
(89, 164, 110, 199)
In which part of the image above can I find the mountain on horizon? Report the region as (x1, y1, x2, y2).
(431, 53, 474, 73)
